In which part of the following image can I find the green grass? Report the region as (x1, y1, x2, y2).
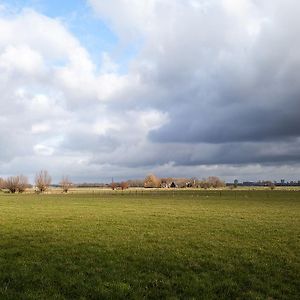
(0, 190, 299, 299)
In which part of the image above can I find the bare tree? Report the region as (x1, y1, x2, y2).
(0, 177, 5, 190)
(35, 170, 51, 193)
(207, 176, 226, 188)
(2, 175, 29, 193)
(4, 176, 20, 193)
(110, 182, 117, 190)
(199, 180, 210, 189)
(144, 174, 161, 188)
(120, 181, 129, 190)
(60, 176, 72, 193)
(17, 175, 29, 193)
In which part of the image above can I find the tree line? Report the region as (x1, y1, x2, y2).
(107, 175, 226, 190)
(0, 171, 227, 193)
(143, 174, 226, 189)
(0, 170, 72, 193)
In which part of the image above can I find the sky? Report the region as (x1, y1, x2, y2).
(0, 0, 299, 183)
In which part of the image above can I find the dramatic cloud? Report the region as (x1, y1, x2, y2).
(0, 1, 299, 182)
(88, 0, 300, 175)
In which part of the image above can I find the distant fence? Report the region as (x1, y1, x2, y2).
(11, 187, 300, 199)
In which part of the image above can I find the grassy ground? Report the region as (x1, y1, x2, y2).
(0, 190, 299, 299)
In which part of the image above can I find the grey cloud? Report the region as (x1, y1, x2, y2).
(62, 131, 120, 153)
(133, 1, 300, 149)
(88, 0, 300, 171)
(90, 139, 300, 169)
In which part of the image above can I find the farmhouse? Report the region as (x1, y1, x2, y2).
(170, 181, 177, 188)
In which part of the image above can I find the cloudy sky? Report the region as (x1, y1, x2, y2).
(0, 0, 299, 183)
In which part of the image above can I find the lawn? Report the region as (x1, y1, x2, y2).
(0, 190, 299, 299)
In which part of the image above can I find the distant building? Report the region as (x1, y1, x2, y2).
(170, 182, 178, 188)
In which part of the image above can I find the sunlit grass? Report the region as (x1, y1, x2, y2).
(0, 190, 299, 299)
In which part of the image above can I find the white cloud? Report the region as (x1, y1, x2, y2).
(0, 7, 169, 181)
(31, 123, 51, 134)
(88, 0, 157, 40)
(34, 144, 54, 156)
(0, 45, 44, 75)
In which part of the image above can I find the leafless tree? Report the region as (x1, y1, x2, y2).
(35, 170, 51, 193)
(110, 182, 117, 190)
(4, 176, 20, 193)
(207, 176, 226, 188)
(144, 174, 161, 188)
(120, 181, 129, 190)
(60, 176, 72, 193)
(17, 175, 29, 193)
(2, 175, 29, 193)
(199, 180, 210, 189)
(0, 177, 5, 190)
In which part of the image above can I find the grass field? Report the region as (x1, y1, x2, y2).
(0, 190, 299, 299)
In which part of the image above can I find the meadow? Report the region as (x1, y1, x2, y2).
(0, 190, 299, 299)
